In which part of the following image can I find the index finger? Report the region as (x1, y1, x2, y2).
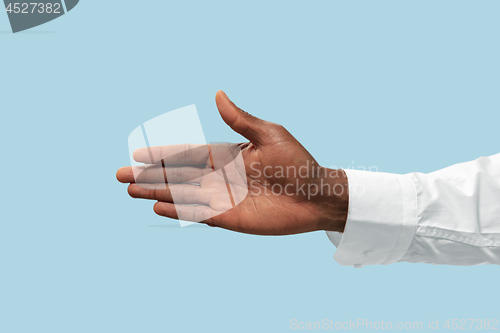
(133, 144, 210, 165)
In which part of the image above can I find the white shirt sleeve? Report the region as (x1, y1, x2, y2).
(326, 153, 500, 266)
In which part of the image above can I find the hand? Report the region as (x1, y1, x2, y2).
(116, 91, 348, 235)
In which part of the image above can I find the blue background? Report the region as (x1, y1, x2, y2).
(1, 1, 499, 332)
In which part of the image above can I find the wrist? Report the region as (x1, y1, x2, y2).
(313, 168, 349, 232)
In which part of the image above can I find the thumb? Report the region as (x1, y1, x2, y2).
(215, 90, 268, 146)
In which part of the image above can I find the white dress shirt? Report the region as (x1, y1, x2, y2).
(327, 153, 500, 266)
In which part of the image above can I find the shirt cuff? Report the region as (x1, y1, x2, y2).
(326, 169, 418, 267)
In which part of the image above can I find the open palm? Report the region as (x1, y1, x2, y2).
(117, 91, 348, 235)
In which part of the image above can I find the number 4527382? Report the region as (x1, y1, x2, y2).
(5, 3, 61, 14)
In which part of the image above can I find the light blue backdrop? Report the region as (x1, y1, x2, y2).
(1, 1, 498, 332)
